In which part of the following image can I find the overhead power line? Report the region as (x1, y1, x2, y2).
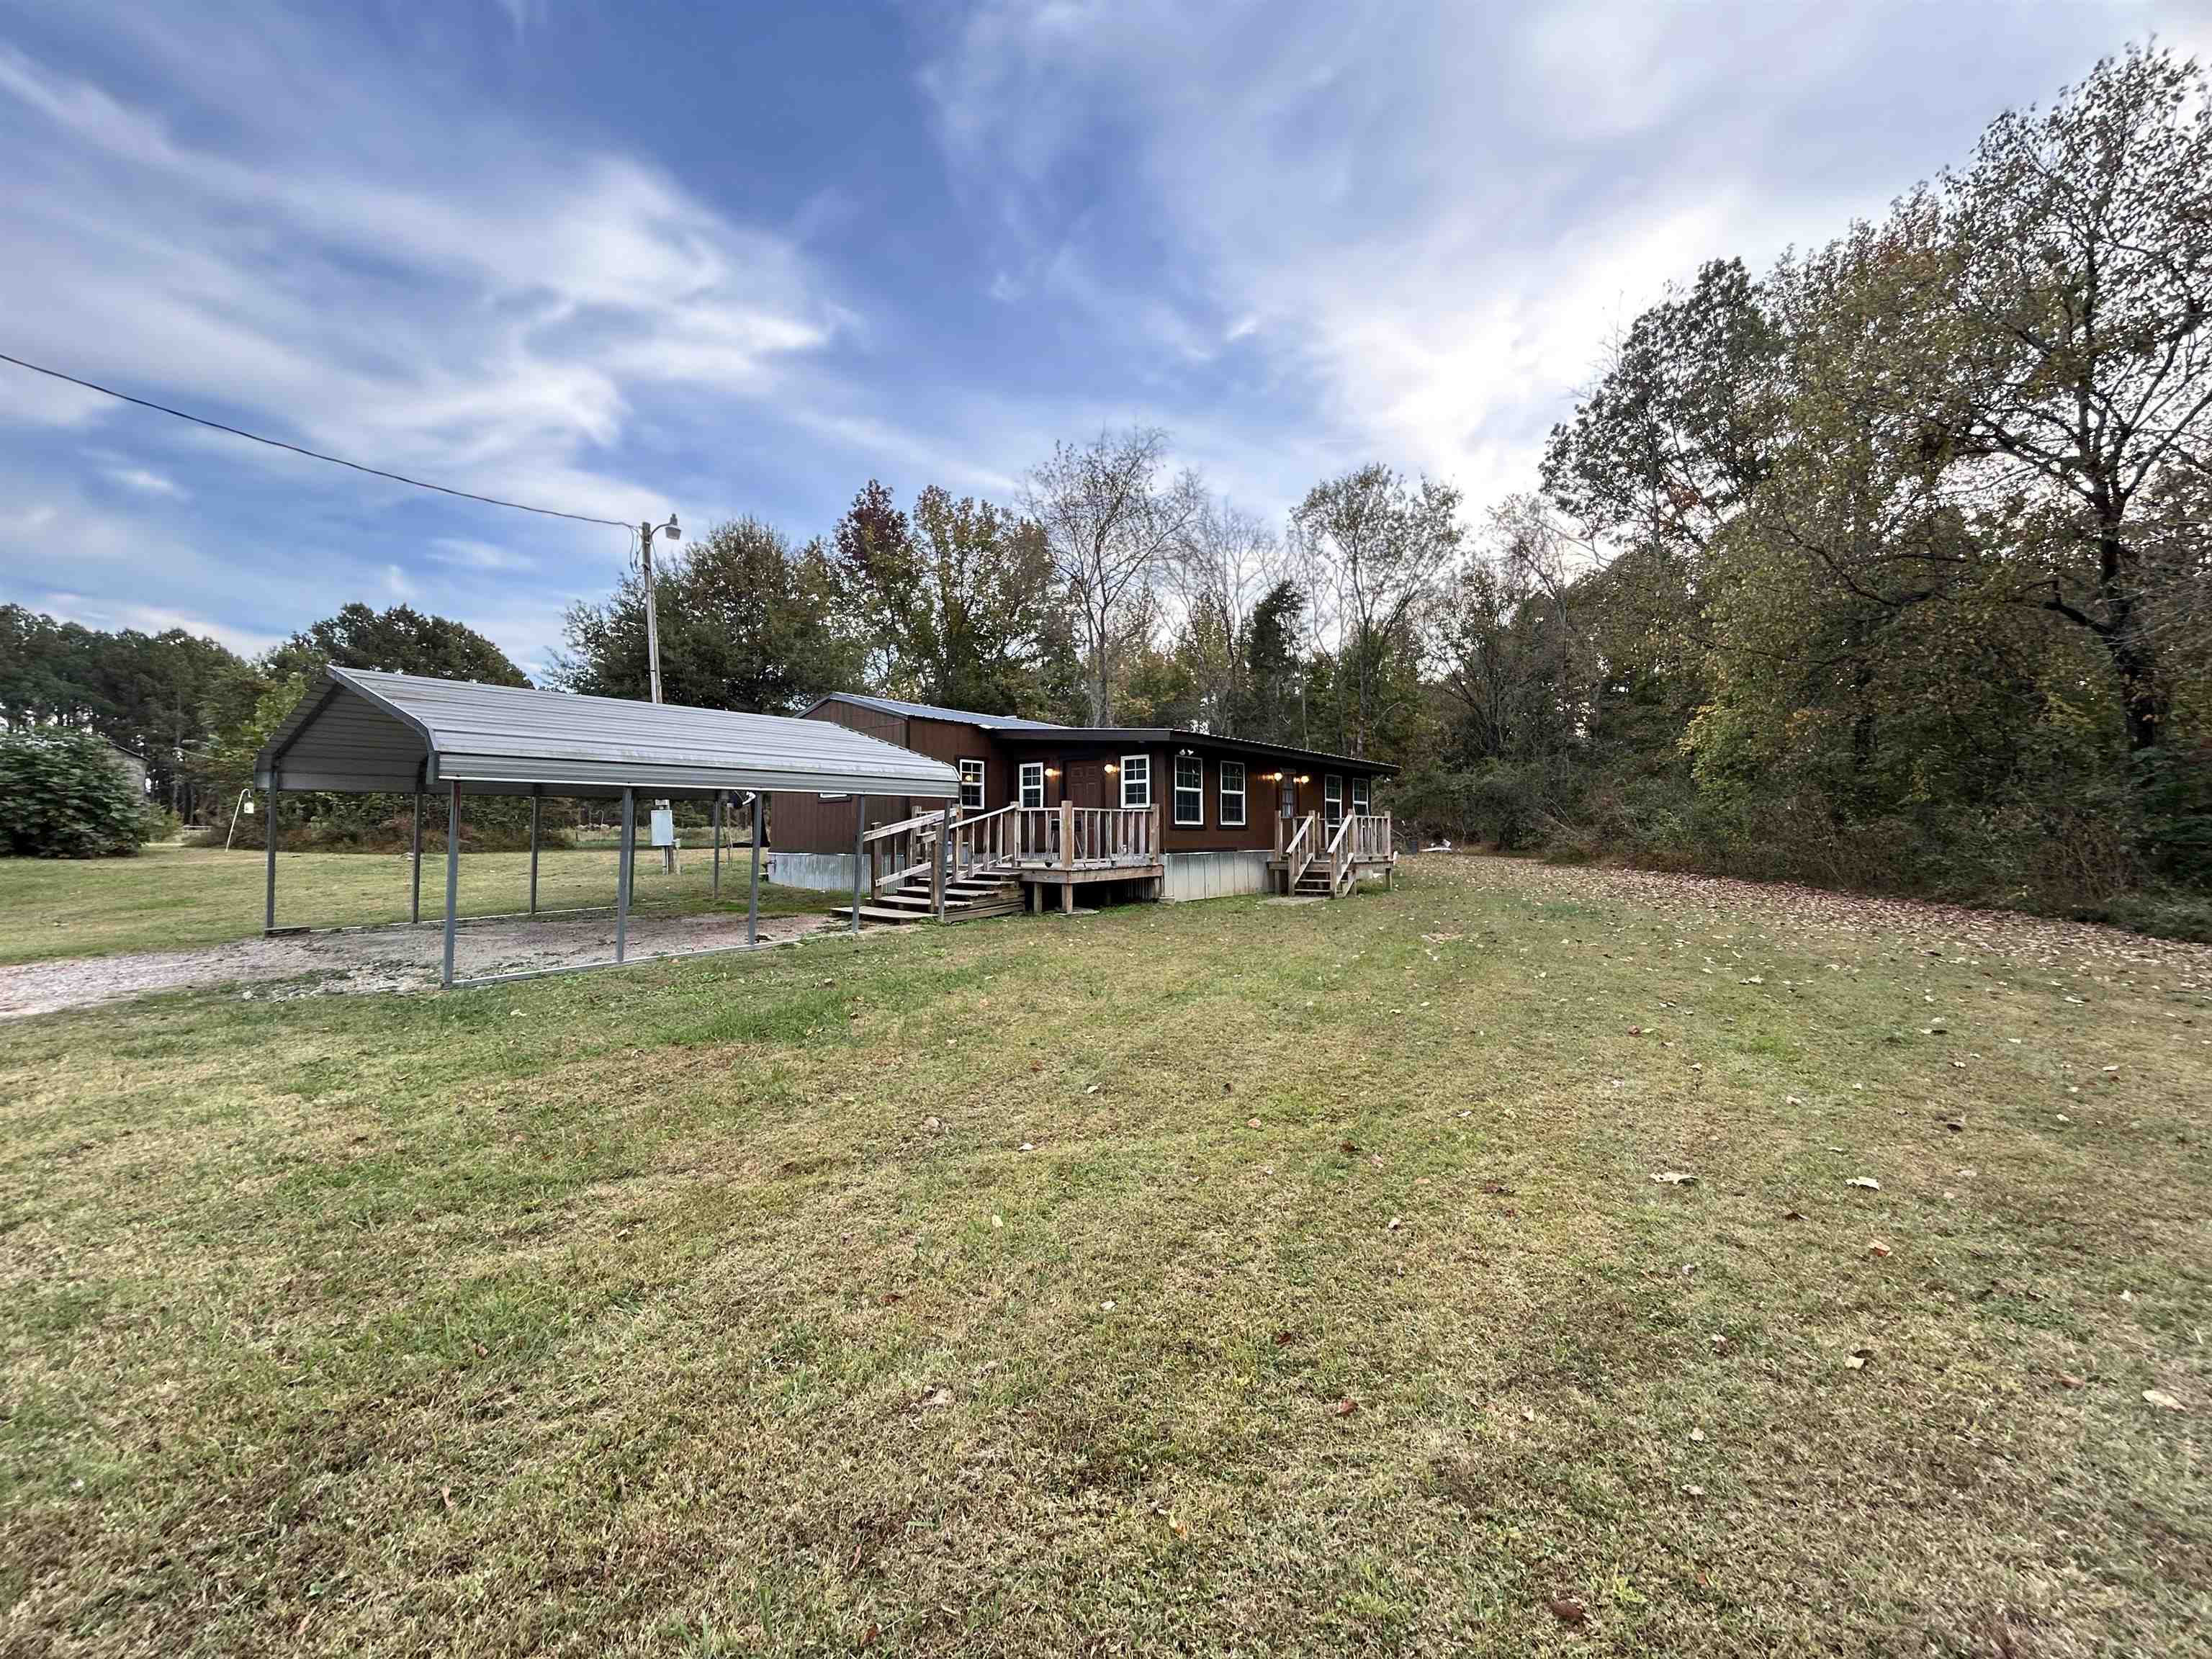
(0, 349, 634, 530)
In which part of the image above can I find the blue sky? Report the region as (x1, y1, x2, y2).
(2, 1, 2204, 677)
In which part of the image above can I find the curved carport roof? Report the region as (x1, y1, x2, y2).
(256, 666, 962, 800)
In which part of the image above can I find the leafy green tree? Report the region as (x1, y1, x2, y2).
(266, 602, 529, 688)
(0, 729, 146, 858)
(552, 518, 862, 713)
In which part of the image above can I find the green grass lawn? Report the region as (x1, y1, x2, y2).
(2, 858, 2207, 1654)
(0, 845, 828, 964)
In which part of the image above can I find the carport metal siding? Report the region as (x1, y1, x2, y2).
(256, 668, 963, 799)
(251, 667, 960, 991)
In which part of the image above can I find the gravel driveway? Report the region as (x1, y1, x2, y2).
(0, 907, 842, 1020)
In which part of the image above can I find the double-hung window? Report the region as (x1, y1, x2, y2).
(1219, 760, 1247, 827)
(1018, 761, 1045, 809)
(1119, 754, 1151, 809)
(1351, 776, 1370, 816)
(958, 758, 986, 811)
(1325, 774, 1344, 828)
(1172, 754, 1204, 826)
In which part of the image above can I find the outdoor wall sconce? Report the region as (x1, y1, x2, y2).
(1104, 763, 1119, 774)
(1295, 774, 1310, 784)
(1045, 768, 1061, 778)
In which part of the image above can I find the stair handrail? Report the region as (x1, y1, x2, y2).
(1284, 811, 1315, 889)
(1324, 811, 1353, 894)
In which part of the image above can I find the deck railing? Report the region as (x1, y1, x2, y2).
(1346, 812, 1393, 864)
(1282, 811, 1316, 890)
(1012, 803, 1160, 869)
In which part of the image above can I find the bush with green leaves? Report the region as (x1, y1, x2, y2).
(0, 729, 147, 858)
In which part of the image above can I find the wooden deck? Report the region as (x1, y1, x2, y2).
(843, 802, 1393, 921)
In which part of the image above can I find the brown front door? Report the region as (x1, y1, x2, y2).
(1067, 760, 1105, 809)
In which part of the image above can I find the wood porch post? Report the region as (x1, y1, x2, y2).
(933, 804, 949, 920)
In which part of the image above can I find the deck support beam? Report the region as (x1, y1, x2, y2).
(616, 788, 634, 963)
(441, 779, 461, 988)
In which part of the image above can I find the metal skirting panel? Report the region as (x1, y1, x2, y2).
(1163, 850, 1273, 902)
(767, 850, 860, 891)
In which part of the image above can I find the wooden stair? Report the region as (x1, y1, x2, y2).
(1291, 868, 1339, 898)
(829, 865, 1025, 926)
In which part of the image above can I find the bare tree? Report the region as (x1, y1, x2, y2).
(1169, 496, 1280, 733)
(1025, 427, 1205, 723)
(1291, 463, 1463, 755)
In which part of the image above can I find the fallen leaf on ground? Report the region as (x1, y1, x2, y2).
(1868, 1238, 1892, 1257)
(2144, 1389, 2185, 1411)
(1331, 1396, 1358, 1418)
(1651, 1170, 1697, 1185)
(1847, 1177, 1881, 1190)
(1549, 1596, 1587, 1627)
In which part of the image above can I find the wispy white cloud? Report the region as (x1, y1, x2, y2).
(104, 465, 186, 498)
(429, 538, 536, 573)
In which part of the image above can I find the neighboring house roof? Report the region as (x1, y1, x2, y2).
(257, 667, 963, 799)
(806, 692, 1068, 732)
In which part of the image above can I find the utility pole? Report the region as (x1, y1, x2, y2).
(639, 518, 668, 706)
(639, 513, 680, 873)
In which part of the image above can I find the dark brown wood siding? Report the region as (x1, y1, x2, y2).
(769, 701, 914, 853)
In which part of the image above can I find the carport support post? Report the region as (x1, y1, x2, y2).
(527, 793, 540, 917)
(410, 789, 423, 924)
(616, 788, 634, 964)
(711, 792, 722, 901)
(263, 775, 278, 934)
(851, 797, 864, 935)
(441, 779, 461, 989)
(747, 794, 760, 945)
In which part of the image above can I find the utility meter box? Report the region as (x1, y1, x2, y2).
(649, 807, 676, 848)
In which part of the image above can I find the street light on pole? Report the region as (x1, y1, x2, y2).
(638, 513, 681, 705)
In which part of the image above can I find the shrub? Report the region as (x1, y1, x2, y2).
(0, 730, 147, 858)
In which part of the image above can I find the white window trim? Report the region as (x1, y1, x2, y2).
(1018, 760, 1045, 810)
(1120, 753, 1151, 810)
(1172, 753, 1204, 827)
(1325, 773, 1344, 826)
(1219, 760, 1247, 827)
(1352, 776, 1370, 815)
(958, 757, 986, 811)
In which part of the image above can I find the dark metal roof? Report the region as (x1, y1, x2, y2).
(807, 692, 1067, 732)
(992, 726, 1397, 775)
(256, 667, 963, 799)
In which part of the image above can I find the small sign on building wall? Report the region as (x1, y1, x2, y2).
(649, 807, 675, 848)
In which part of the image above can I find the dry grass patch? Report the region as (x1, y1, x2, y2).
(1, 856, 2208, 1655)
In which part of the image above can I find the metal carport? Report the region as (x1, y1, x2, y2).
(253, 667, 960, 987)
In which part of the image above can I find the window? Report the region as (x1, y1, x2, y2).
(1173, 753, 1204, 826)
(1019, 760, 1045, 810)
(1219, 760, 1247, 827)
(959, 757, 986, 811)
(1325, 774, 1344, 827)
(1351, 775, 1370, 816)
(1120, 753, 1151, 809)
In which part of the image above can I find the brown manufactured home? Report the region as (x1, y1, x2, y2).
(768, 694, 1397, 920)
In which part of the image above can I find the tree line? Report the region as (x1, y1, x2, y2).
(5, 45, 2203, 927)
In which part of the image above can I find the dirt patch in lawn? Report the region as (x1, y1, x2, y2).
(0, 906, 840, 1019)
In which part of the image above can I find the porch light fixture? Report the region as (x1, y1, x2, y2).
(1104, 763, 1119, 774)
(1295, 774, 1310, 784)
(1045, 768, 1061, 778)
